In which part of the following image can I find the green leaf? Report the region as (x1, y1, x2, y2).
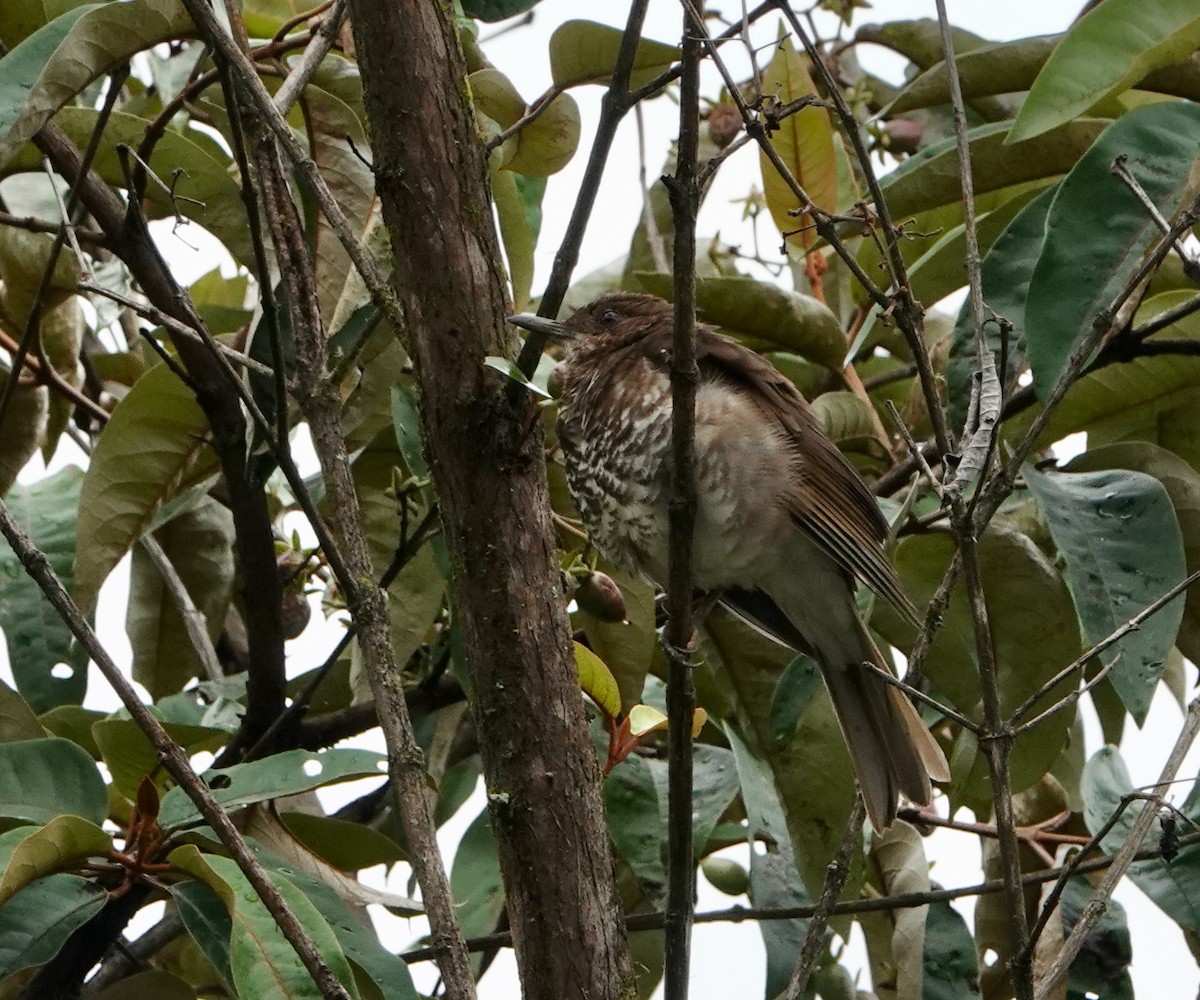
(4, 107, 253, 267)
(708, 617, 859, 900)
(725, 723, 814, 998)
(449, 808, 505, 965)
(575, 563, 656, 712)
(0, 873, 106, 980)
(758, 31, 837, 253)
(279, 812, 404, 871)
(170, 879, 234, 991)
(1010, 0, 1200, 143)
(888, 34, 1061, 115)
(90, 970, 199, 1000)
(634, 273, 845, 369)
(1025, 464, 1186, 724)
(0, 0, 192, 170)
(811, 391, 879, 444)
(0, 737, 106, 825)
(74, 362, 217, 612)
(483, 355, 552, 399)
(769, 655, 822, 746)
(873, 524, 1080, 804)
(548, 20, 680, 90)
(1083, 746, 1200, 933)
(855, 19, 989, 74)
(923, 896, 980, 1000)
(1007, 290, 1200, 467)
(349, 435, 445, 673)
(0, 6, 98, 166)
(0, 814, 110, 906)
(0, 466, 88, 711)
(0, 369, 46, 499)
(158, 748, 387, 831)
(603, 754, 665, 903)
(170, 846, 360, 1000)
(0, 679, 42, 745)
(575, 641, 621, 719)
(93, 717, 226, 801)
(1025, 102, 1200, 400)
(126, 497, 235, 698)
(946, 185, 1056, 430)
(460, 0, 541, 23)
(878, 119, 1106, 221)
(492, 166, 535, 312)
(1067, 442, 1200, 669)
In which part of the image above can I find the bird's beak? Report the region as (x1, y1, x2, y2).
(506, 313, 572, 341)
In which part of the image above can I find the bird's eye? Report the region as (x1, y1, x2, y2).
(600, 309, 619, 324)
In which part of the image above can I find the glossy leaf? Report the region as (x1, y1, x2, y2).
(1025, 464, 1186, 724)
(1083, 746, 1200, 933)
(1011, 0, 1200, 143)
(74, 361, 218, 612)
(873, 524, 1080, 803)
(1067, 442, 1200, 668)
(158, 748, 387, 830)
(878, 119, 1105, 222)
(493, 166, 535, 311)
(0, 466, 88, 711)
(946, 185, 1056, 430)
(725, 723, 814, 998)
(126, 497, 235, 698)
(923, 897, 980, 1000)
(635, 273, 845, 369)
(93, 717, 227, 801)
(1025, 102, 1200, 400)
(170, 879, 234, 991)
(0, 737, 106, 825)
(575, 641, 621, 719)
(0, 873, 106, 980)
(549, 20, 680, 90)
(0, 0, 192, 169)
(279, 812, 404, 871)
(449, 807, 505, 961)
(576, 563, 656, 712)
(758, 31, 837, 254)
(603, 754, 665, 903)
(708, 616, 859, 899)
(0, 814, 110, 906)
(4, 107, 252, 266)
(171, 846, 360, 1000)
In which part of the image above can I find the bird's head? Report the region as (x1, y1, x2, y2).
(507, 293, 673, 353)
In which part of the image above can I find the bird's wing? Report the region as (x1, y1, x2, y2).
(689, 330, 920, 626)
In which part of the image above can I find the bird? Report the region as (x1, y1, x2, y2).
(508, 292, 949, 830)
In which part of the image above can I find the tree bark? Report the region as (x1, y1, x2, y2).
(347, 4, 635, 999)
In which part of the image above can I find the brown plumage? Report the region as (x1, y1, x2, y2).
(509, 292, 949, 829)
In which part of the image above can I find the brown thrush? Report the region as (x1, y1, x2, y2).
(509, 292, 949, 829)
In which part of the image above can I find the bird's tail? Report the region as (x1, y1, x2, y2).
(817, 613, 950, 830)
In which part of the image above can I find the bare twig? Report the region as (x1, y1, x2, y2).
(1034, 698, 1200, 1000)
(1111, 154, 1200, 281)
(272, 0, 348, 114)
(0, 503, 352, 1000)
(484, 84, 567, 155)
(662, 9, 702, 996)
(513, 0, 651, 379)
(862, 661, 979, 733)
(784, 799, 865, 1000)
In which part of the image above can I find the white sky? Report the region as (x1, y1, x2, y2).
(6, 1, 1199, 998)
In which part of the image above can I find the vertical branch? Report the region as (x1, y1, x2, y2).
(662, 9, 702, 997)
(930, 3, 1030, 995)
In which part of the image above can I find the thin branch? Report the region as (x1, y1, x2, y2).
(484, 84, 567, 155)
(662, 8, 702, 996)
(138, 535, 224, 683)
(1034, 697, 1200, 1000)
(0, 211, 106, 244)
(862, 661, 978, 733)
(400, 824, 1200, 963)
(1111, 154, 1200, 281)
(0, 502, 352, 1000)
(1011, 568, 1200, 731)
(784, 799, 865, 1000)
(273, 0, 348, 114)
(512, 0, 651, 379)
(178, 0, 404, 331)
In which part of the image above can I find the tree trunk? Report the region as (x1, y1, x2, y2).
(347, 4, 636, 998)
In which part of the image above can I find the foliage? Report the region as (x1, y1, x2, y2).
(0, 1, 1197, 999)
